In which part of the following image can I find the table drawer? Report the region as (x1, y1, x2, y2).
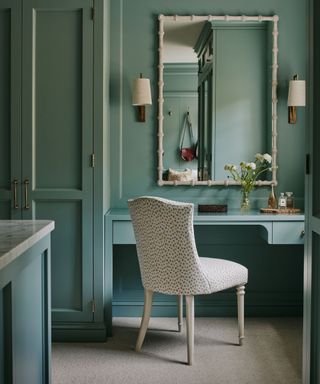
(113, 221, 136, 244)
(272, 222, 305, 244)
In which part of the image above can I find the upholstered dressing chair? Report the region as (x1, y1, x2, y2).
(128, 197, 248, 365)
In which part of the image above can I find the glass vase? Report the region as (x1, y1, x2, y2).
(240, 190, 250, 211)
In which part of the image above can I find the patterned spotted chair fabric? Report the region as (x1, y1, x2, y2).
(128, 196, 248, 365)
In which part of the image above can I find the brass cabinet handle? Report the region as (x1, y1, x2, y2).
(24, 179, 30, 209)
(12, 179, 19, 209)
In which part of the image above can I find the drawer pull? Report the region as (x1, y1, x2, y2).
(12, 179, 19, 209)
(24, 179, 30, 209)
(300, 230, 305, 237)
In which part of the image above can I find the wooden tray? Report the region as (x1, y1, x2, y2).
(260, 208, 301, 214)
(198, 204, 228, 213)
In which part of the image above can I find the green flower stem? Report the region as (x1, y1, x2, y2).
(225, 155, 273, 194)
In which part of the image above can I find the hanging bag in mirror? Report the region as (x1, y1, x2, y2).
(179, 112, 197, 161)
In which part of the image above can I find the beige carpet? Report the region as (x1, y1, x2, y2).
(52, 317, 302, 384)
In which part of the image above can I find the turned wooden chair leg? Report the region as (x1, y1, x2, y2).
(177, 294, 183, 332)
(237, 285, 245, 346)
(135, 289, 153, 351)
(185, 295, 194, 365)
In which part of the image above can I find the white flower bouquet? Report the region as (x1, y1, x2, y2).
(224, 153, 273, 209)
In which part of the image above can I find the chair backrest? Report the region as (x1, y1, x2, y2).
(128, 196, 211, 295)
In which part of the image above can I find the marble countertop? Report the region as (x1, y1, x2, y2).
(0, 220, 55, 271)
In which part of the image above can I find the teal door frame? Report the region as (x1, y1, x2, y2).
(304, 0, 320, 381)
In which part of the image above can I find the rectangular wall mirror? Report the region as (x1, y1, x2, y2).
(157, 14, 279, 187)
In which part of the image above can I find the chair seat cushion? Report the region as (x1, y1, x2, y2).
(200, 257, 248, 293)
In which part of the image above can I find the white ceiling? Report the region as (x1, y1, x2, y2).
(163, 20, 205, 63)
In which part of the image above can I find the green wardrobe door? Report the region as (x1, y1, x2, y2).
(22, 0, 94, 322)
(0, 0, 21, 219)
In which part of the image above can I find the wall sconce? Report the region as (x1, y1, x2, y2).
(132, 73, 152, 122)
(287, 74, 306, 124)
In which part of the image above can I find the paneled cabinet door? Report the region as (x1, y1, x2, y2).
(0, 0, 95, 324)
(0, 0, 22, 220)
(22, 0, 94, 323)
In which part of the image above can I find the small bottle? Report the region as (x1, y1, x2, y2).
(268, 185, 277, 209)
(278, 192, 287, 210)
(285, 192, 294, 209)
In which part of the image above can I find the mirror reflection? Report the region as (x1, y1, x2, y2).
(158, 15, 278, 186)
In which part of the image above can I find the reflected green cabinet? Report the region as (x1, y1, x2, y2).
(0, 0, 106, 340)
(194, 21, 268, 181)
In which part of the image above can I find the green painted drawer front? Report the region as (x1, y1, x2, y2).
(272, 222, 305, 244)
(113, 221, 135, 244)
(112, 217, 304, 245)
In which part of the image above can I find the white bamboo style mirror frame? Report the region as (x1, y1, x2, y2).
(157, 14, 279, 187)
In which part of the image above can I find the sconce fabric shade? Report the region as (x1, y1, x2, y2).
(287, 80, 306, 106)
(132, 78, 152, 106)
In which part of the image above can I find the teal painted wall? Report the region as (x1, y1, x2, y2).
(109, 0, 306, 316)
(110, 0, 306, 208)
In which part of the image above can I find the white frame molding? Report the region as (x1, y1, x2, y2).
(157, 14, 279, 187)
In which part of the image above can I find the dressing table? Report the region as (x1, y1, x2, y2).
(106, 209, 305, 246)
(105, 209, 304, 333)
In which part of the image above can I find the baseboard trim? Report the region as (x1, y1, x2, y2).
(112, 303, 303, 317)
(51, 304, 303, 341)
(52, 322, 107, 342)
